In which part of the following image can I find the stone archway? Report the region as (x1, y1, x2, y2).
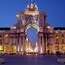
(25, 24, 39, 33)
(15, 2, 48, 54)
(25, 27, 38, 53)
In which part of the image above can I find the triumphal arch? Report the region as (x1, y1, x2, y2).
(15, 2, 53, 54)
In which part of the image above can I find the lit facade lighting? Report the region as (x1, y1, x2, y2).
(0, 45, 3, 51)
(16, 14, 19, 17)
(24, 10, 39, 15)
(5, 34, 8, 37)
(4, 34, 8, 38)
(34, 42, 38, 52)
(11, 26, 16, 29)
(56, 36, 58, 39)
(47, 26, 51, 29)
(17, 46, 19, 52)
(21, 47, 23, 51)
(56, 31, 58, 33)
(40, 47, 43, 53)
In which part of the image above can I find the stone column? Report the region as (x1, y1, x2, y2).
(21, 36, 24, 53)
(38, 34, 44, 54)
(41, 36, 43, 53)
(52, 41, 55, 54)
(23, 35, 26, 53)
(16, 38, 19, 54)
(45, 35, 48, 53)
(5, 37, 8, 44)
(44, 33, 48, 53)
(59, 44, 61, 52)
(42, 35, 44, 53)
(38, 35, 41, 53)
(2, 35, 5, 53)
(9, 38, 12, 53)
(4, 36, 9, 54)
(19, 37, 21, 52)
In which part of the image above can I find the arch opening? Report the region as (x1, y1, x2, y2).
(25, 27, 38, 53)
(26, 28, 37, 46)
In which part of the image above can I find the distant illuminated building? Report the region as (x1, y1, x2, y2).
(0, 2, 65, 54)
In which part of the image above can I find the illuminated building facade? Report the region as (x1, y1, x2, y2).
(0, 2, 65, 54)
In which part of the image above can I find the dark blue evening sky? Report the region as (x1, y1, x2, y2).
(0, 0, 65, 27)
(0, 0, 65, 45)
